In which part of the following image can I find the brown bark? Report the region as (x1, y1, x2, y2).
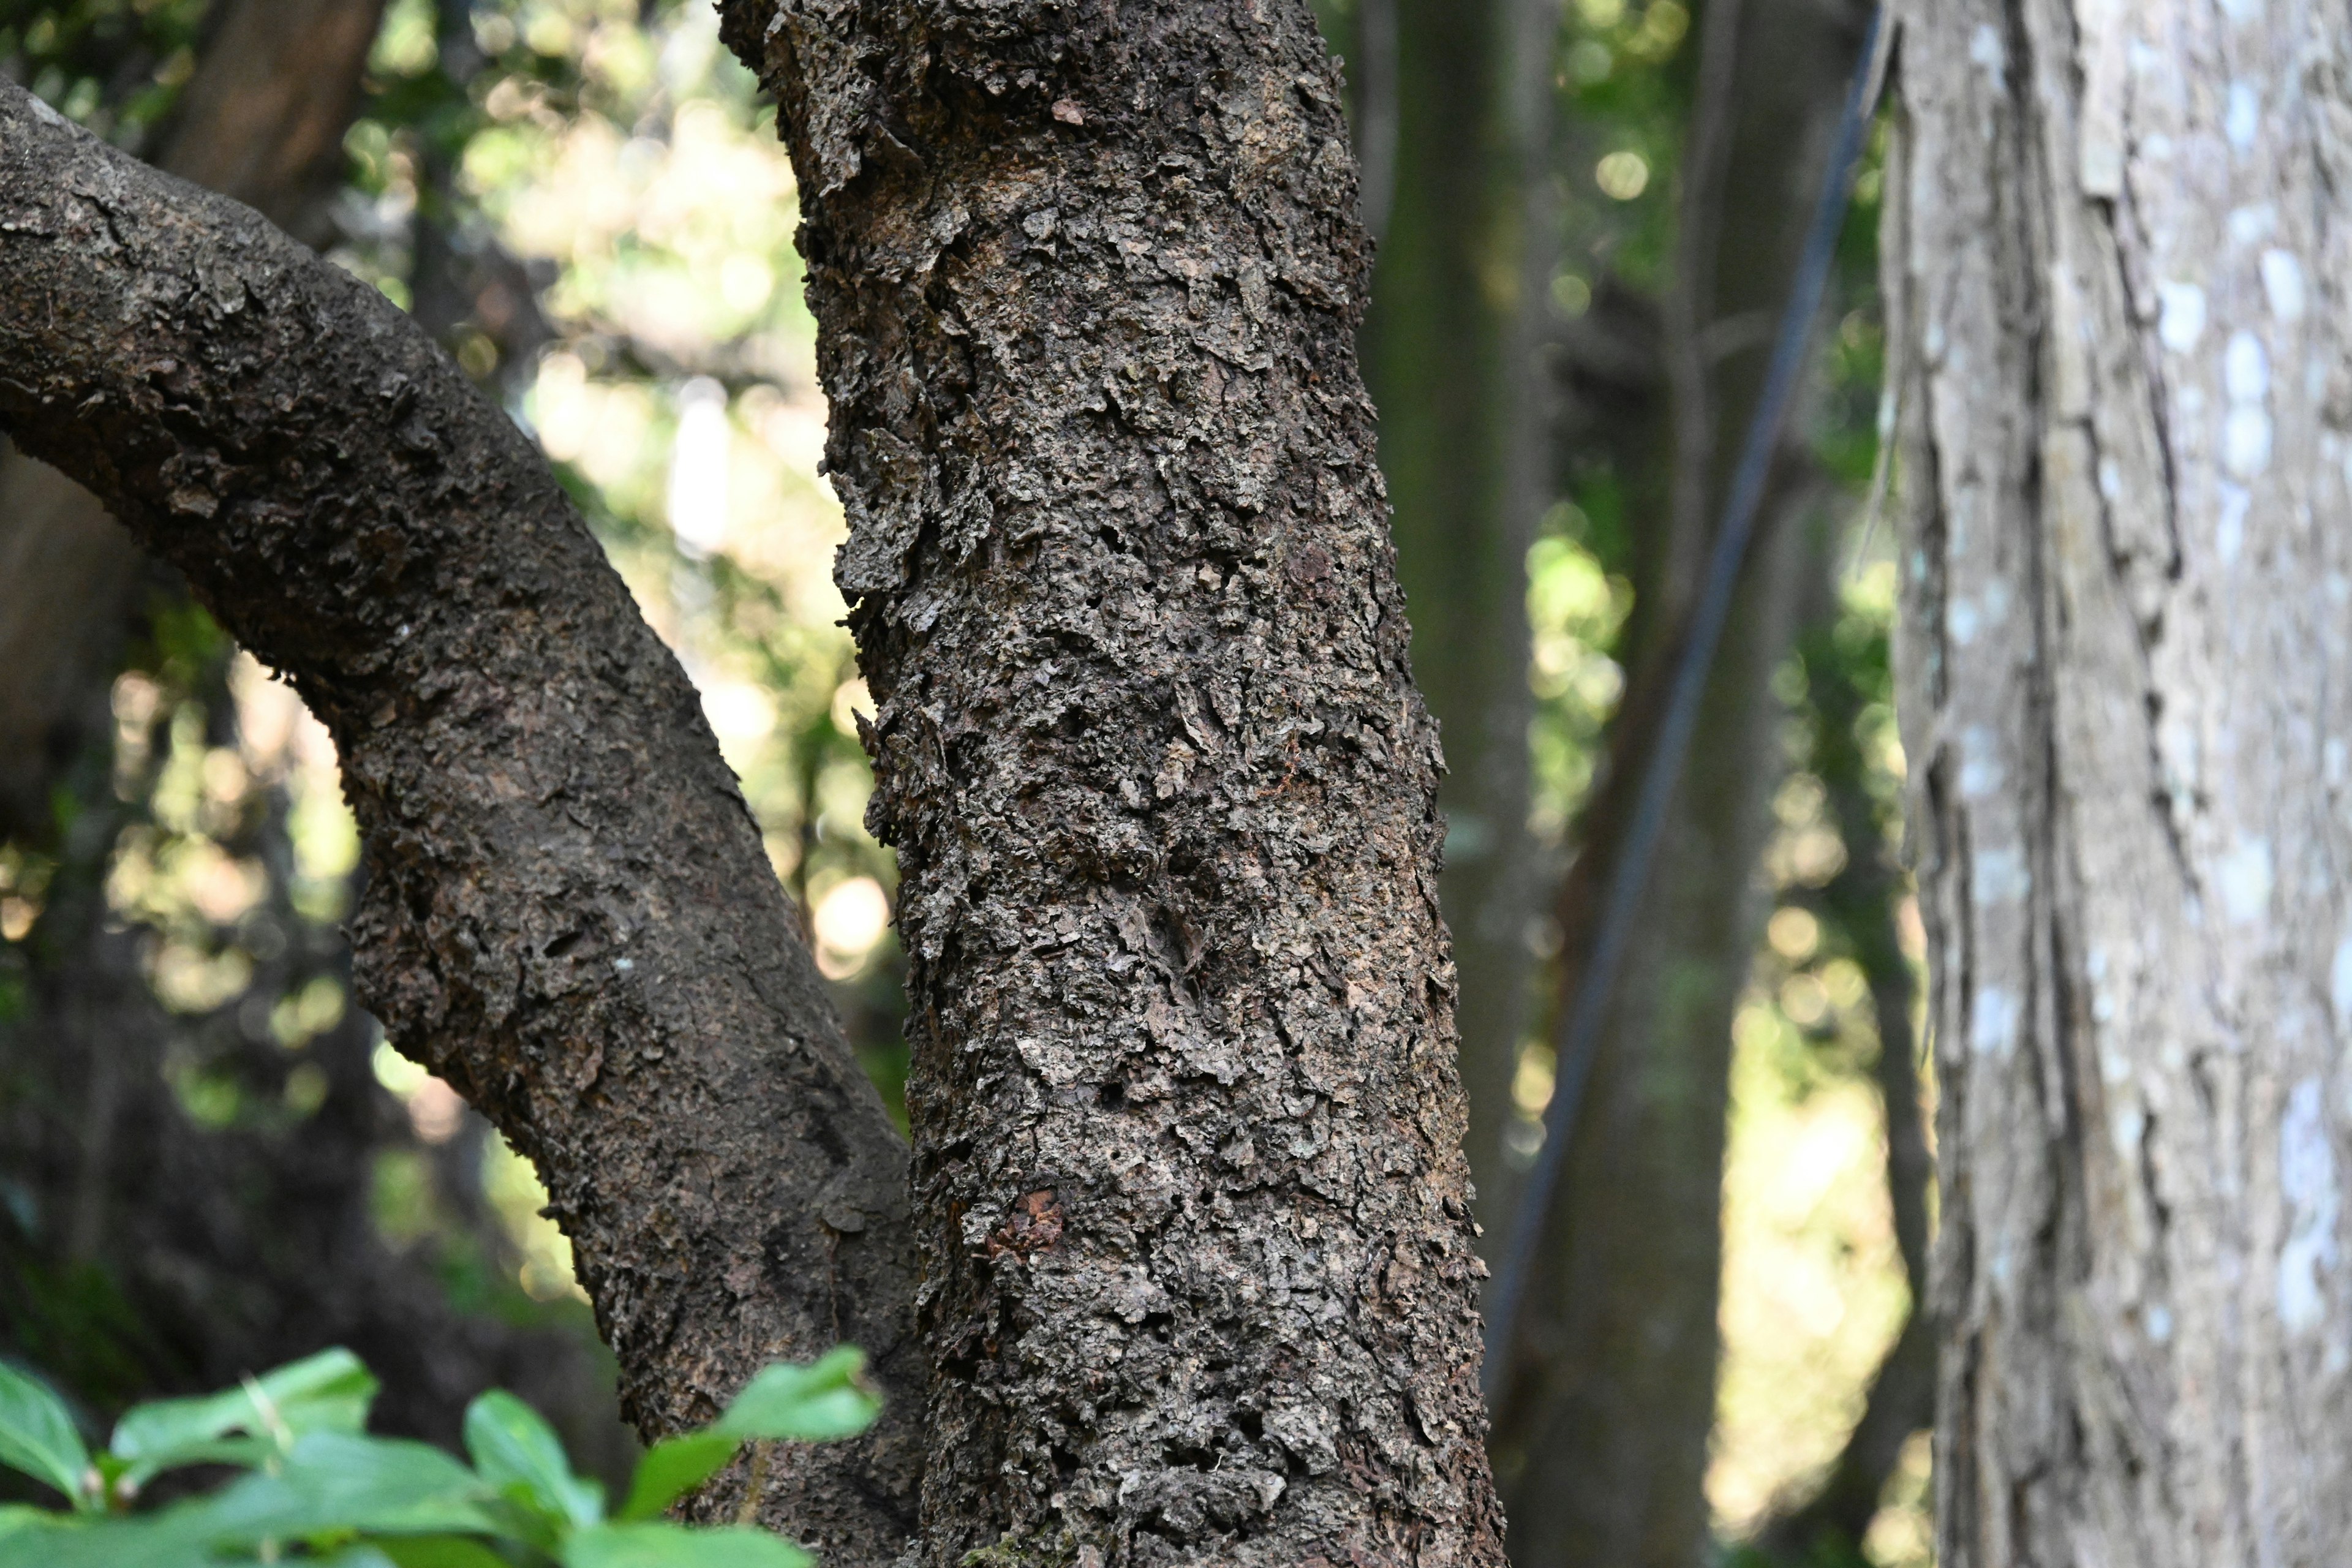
(718, 1, 1504, 1562)
(0, 0, 386, 837)
(1485, 2, 1868, 1559)
(1891, 0, 2352, 1561)
(0, 84, 922, 1563)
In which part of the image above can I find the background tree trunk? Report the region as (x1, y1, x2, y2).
(1357, 0, 1551, 1234)
(1891, 1, 2352, 1561)
(1484, 2, 1869, 1561)
(719, 1, 1506, 1562)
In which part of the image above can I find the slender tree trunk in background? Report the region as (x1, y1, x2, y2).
(0, 0, 385, 837)
(1487, 2, 1868, 1560)
(1357, 0, 1550, 1234)
(1893, 2, 2352, 1561)
(721, 0, 1504, 1561)
(0, 85, 924, 1561)
(1754, 630, 1934, 1561)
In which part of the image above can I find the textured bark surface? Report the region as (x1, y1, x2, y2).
(1485, 2, 1867, 1559)
(0, 86, 921, 1562)
(718, 1, 1504, 1562)
(1891, 1, 2352, 1561)
(1357, 0, 1546, 1236)
(0, 0, 385, 837)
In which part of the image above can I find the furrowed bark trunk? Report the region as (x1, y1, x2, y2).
(1357, 0, 1548, 1237)
(718, 2, 1506, 1562)
(0, 0, 385, 837)
(1486, 2, 1867, 1559)
(1891, 1, 2352, 1561)
(0, 86, 921, 1562)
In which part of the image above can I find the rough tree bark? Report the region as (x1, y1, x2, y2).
(1891, 0, 2352, 1561)
(1485, 2, 1868, 1559)
(718, 1, 1502, 1562)
(0, 86, 922, 1563)
(0, 0, 385, 837)
(0, 0, 1510, 1556)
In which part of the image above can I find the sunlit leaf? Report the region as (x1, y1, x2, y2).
(0, 1362, 91, 1509)
(194, 1430, 499, 1545)
(615, 1433, 736, 1523)
(464, 1389, 605, 1531)
(110, 1347, 378, 1485)
(711, 1349, 878, 1444)
(562, 1521, 810, 1568)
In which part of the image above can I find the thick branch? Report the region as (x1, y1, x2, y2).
(0, 0, 385, 837)
(0, 83, 919, 1562)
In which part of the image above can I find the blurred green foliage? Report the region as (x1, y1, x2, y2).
(0, 1344, 878, 1565)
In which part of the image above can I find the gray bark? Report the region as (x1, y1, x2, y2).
(0, 84, 923, 1562)
(1890, 0, 2352, 1561)
(719, 0, 1504, 1561)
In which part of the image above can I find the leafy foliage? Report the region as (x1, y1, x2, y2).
(0, 1346, 878, 1567)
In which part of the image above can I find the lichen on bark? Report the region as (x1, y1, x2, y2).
(1892, 0, 2352, 1561)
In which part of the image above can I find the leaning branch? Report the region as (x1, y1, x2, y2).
(0, 81, 918, 1562)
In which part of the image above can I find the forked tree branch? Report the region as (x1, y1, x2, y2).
(0, 81, 920, 1562)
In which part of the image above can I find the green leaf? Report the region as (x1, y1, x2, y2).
(0, 1507, 222, 1568)
(193, 1430, 499, 1546)
(361, 1537, 515, 1568)
(712, 1349, 879, 1445)
(110, 1348, 378, 1485)
(561, 1522, 810, 1568)
(616, 1434, 736, 1523)
(0, 1362, 92, 1509)
(465, 1390, 605, 1531)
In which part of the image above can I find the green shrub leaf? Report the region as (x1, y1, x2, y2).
(464, 1389, 605, 1531)
(0, 1507, 221, 1568)
(361, 1536, 516, 1568)
(562, 1521, 812, 1568)
(712, 1349, 878, 1444)
(110, 1347, 379, 1485)
(0, 1362, 92, 1509)
(194, 1430, 498, 1545)
(616, 1433, 737, 1523)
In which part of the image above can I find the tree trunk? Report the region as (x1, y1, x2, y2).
(1357, 0, 1550, 1234)
(720, 1, 1503, 1562)
(0, 85, 922, 1562)
(1485, 2, 1868, 1560)
(1890, 1, 2352, 1561)
(0, 0, 1510, 1554)
(0, 0, 386, 837)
